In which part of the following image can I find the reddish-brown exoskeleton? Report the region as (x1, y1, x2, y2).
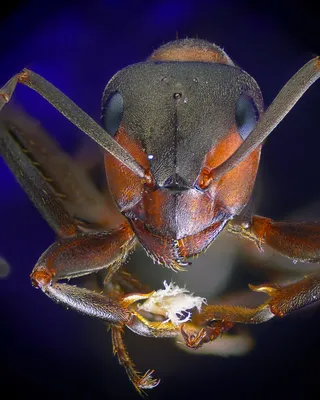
(1, 39, 320, 393)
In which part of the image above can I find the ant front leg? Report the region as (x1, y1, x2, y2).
(182, 214, 320, 349)
(181, 272, 320, 349)
(30, 223, 136, 299)
(111, 326, 160, 394)
(228, 215, 320, 263)
(29, 225, 163, 392)
(0, 111, 159, 392)
(30, 227, 164, 392)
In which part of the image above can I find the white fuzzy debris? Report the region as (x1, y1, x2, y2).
(138, 281, 206, 326)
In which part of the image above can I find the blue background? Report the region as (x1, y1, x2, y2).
(0, 1, 320, 398)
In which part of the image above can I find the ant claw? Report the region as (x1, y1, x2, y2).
(137, 370, 160, 390)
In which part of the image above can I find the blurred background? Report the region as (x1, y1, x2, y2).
(0, 0, 320, 398)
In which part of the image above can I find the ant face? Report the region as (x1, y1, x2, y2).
(103, 60, 263, 267)
(102, 62, 263, 190)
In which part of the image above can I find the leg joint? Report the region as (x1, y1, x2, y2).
(30, 266, 53, 288)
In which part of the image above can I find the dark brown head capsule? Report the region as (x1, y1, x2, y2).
(103, 39, 263, 270)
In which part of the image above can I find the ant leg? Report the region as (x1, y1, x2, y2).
(0, 70, 145, 178)
(110, 270, 152, 293)
(228, 215, 320, 262)
(111, 326, 160, 394)
(0, 117, 78, 238)
(182, 272, 320, 348)
(0, 107, 120, 229)
(177, 328, 254, 356)
(183, 217, 320, 349)
(30, 223, 136, 291)
(30, 226, 169, 391)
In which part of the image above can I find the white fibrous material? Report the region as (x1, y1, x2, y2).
(138, 281, 206, 326)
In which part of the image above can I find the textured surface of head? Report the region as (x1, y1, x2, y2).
(103, 39, 263, 268)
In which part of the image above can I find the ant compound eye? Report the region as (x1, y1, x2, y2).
(235, 93, 259, 140)
(102, 91, 124, 136)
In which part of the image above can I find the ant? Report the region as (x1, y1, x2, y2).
(0, 39, 320, 393)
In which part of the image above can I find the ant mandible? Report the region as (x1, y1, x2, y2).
(1, 39, 320, 393)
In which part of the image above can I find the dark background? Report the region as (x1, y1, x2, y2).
(0, 1, 320, 399)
